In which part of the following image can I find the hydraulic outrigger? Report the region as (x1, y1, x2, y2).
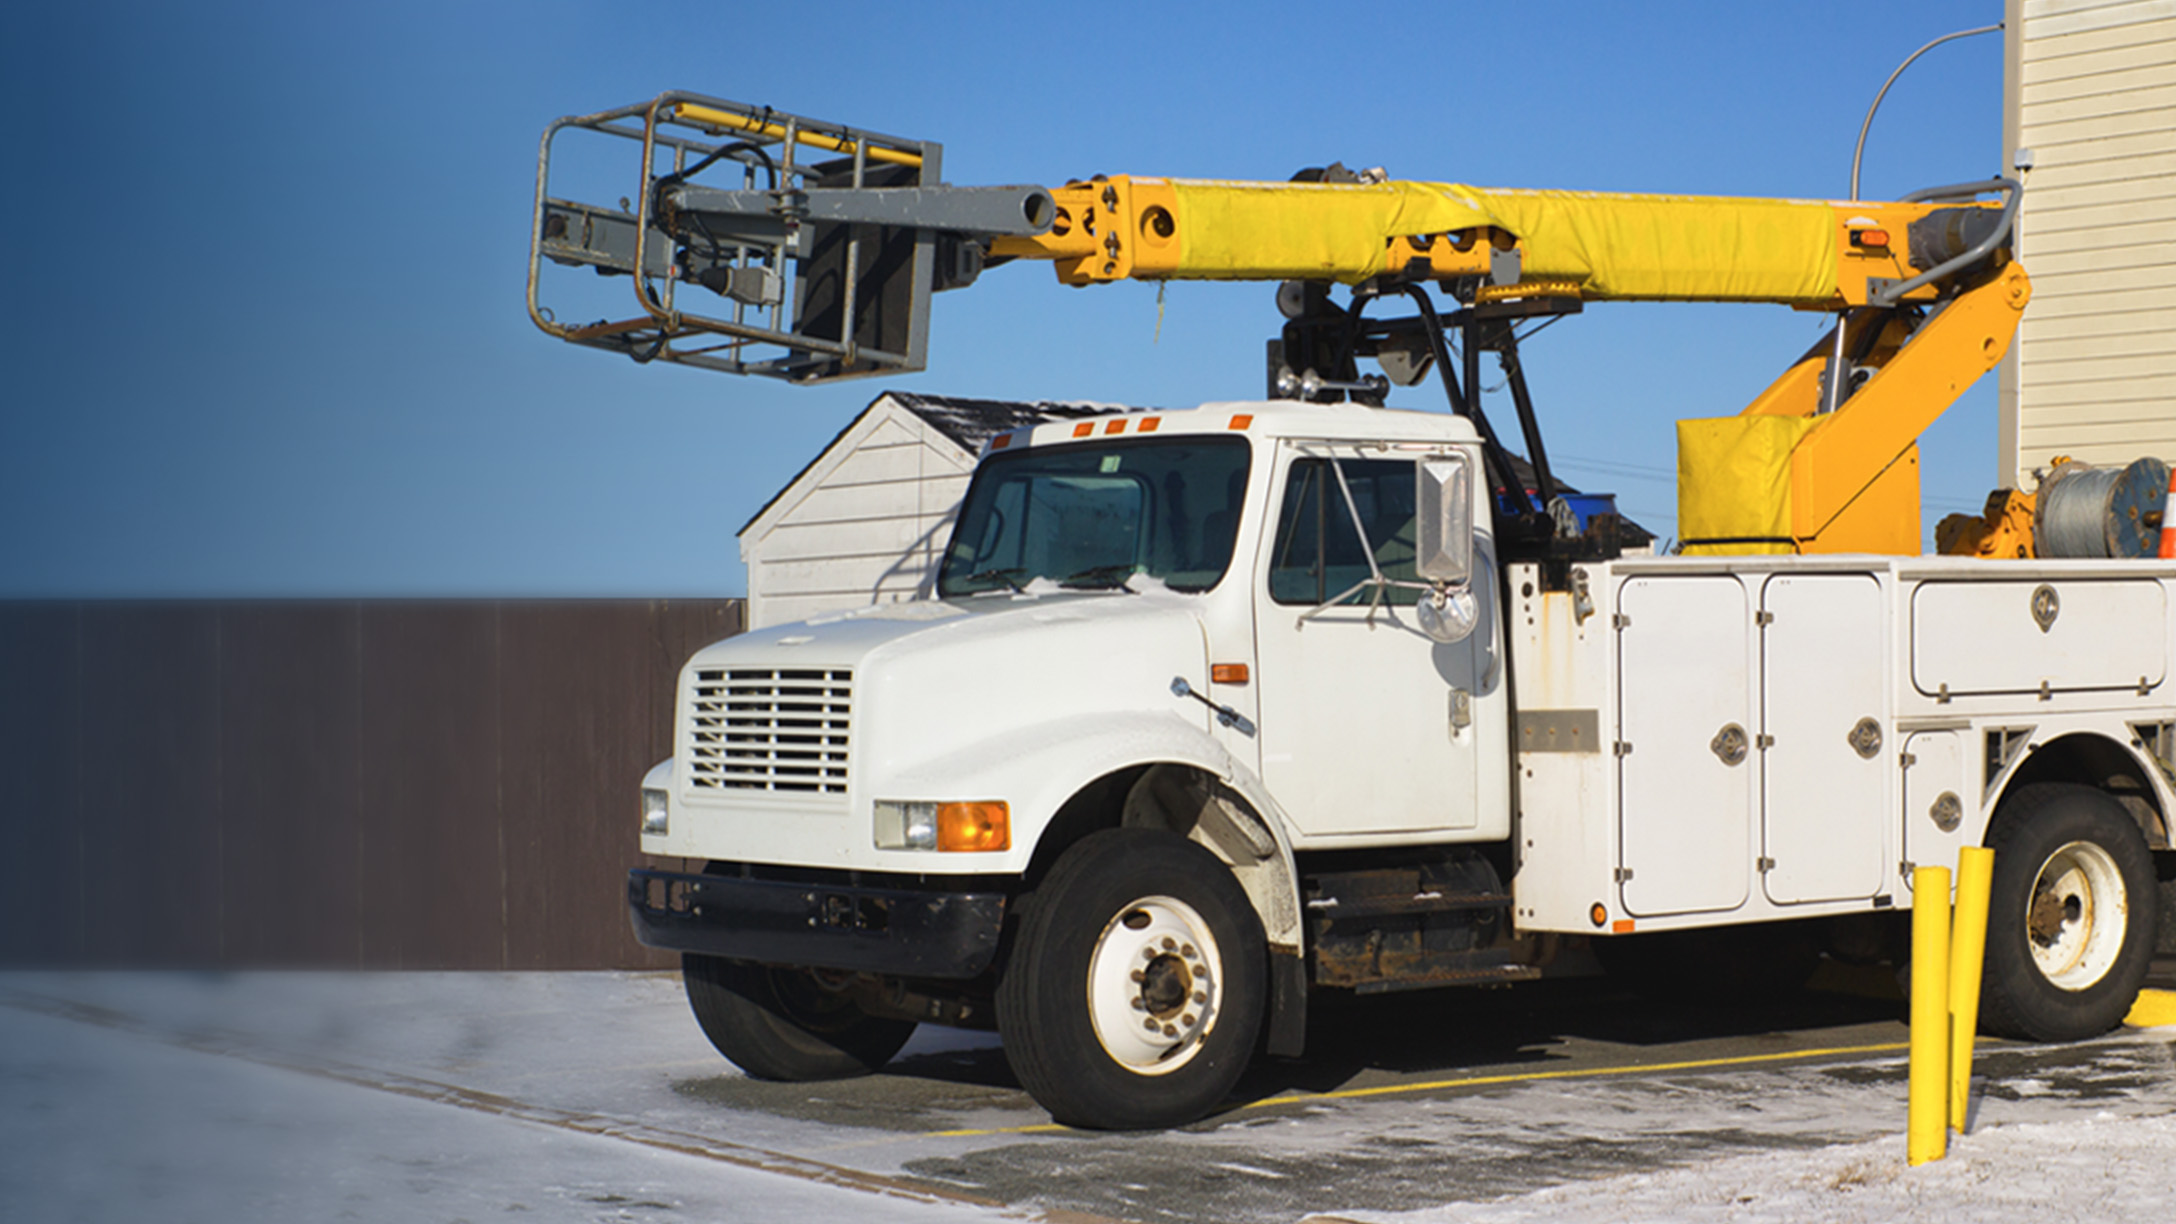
(529, 91, 2028, 557)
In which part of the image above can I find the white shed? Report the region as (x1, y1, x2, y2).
(738, 392, 1140, 629)
(2003, 0, 2176, 483)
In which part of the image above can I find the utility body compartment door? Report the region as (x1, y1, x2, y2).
(1616, 576, 1751, 917)
(1901, 728, 1969, 889)
(1760, 574, 1888, 905)
(1912, 578, 2166, 698)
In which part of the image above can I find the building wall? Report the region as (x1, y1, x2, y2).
(0, 599, 741, 969)
(2006, 0, 2176, 484)
(742, 399, 976, 629)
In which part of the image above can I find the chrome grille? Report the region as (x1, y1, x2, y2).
(686, 667, 851, 794)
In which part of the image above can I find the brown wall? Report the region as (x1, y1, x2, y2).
(0, 599, 742, 969)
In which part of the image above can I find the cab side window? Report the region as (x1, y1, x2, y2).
(1267, 458, 1420, 606)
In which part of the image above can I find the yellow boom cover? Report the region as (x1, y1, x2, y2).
(1167, 180, 1841, 303)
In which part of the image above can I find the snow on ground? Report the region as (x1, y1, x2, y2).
(3, 971, 2172, 1223)
(0, 1002, 1019, 1224)
(1317, 1112, 2176, 1224)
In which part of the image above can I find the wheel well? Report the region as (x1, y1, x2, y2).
(1022, 765, 1147, 890)
(1999, 732, 2170, 849)
(1025, 763, 1299, 946)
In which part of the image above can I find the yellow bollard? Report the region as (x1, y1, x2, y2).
(1908, 865, 1951, 1167)
(1948, 847, 1994, 1133)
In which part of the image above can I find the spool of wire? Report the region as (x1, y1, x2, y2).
(2034, 457, 2171, 558)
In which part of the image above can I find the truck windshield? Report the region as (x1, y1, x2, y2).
(938, 436, 1252, 596)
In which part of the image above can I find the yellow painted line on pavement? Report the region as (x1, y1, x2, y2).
(2125, 989, 2176, 1028)
(926, 1040, 1910, 1138)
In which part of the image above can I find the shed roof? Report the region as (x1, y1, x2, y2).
(737, 391, 1153, 538)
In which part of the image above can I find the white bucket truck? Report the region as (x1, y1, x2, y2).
(629, 400, 2169, 1129)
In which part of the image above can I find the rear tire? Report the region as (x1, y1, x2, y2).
(996, 828, 1266, 1129)
(682, 954, 916, 1081)
(1979, 783, 2157, 1042)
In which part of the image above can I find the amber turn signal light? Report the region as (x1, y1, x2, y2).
(937, 801, 1010, 852)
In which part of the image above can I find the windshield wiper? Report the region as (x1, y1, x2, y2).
(1058, 564, 1141, 591)
(954, 566, 1029, 594)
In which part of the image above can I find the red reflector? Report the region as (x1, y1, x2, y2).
(1851, 228, 1890, 249)
(1072, 422, 1095, 438)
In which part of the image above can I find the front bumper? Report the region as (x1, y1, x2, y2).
(627, 868, 1008, 979)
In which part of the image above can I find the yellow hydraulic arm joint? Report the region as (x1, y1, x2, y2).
(1679, 258, 2030, 556)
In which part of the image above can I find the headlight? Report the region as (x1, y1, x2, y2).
(874, 800, 1009, 852)
(874, 800, 939, 850)
(641, 787, 669, 836)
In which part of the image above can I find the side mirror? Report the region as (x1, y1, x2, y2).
(1415, 454, 1474, 586)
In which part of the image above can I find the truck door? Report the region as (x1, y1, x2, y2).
(1901, 727, 1969, 893)
(1250, 448, 1485, 837)
(1760, 573, 1889, 904)
(1617, 575, 1751, 916)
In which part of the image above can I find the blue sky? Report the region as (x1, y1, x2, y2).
(0, 1, 2013, 597)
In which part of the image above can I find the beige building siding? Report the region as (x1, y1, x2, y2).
(2006, 0, 2176, 484)
(738, 399, 976, 629)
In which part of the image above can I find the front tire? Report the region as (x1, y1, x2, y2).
(1979, 783, 2158, 1042)
(682, 954, 916, 1081)
(997, 828, 1266, 1129)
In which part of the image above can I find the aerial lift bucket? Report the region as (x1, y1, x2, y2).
(527, 93, 1054, 383)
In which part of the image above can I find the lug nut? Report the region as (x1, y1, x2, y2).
(1132, 997, 1147, 1011)
(1162, 1024, 1178, 1037)
(1192, 991, 1207, 1004)
(1161, 937, 1176, 951)
(1130, 969, 1145, 982)
(1182, 1012, 1197, 1027)
(1181, 944, 1196, 959)
(1143, 1018, 1158, 1031)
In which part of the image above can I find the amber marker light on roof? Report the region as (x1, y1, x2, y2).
(989, 432, 1013, 450)
(1228, 414, 1254, 430)
(1139, 417, 1161, 432)
(1072, 422, 1095, 438)
(1105, 419, 1126, 435)
(937, 801, 1010, 852)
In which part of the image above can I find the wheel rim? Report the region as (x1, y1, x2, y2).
(1085, 895, 1224, 1076)
(2025, 840, 2128, 991)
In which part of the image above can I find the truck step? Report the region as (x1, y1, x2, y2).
(1352, 961, 1544, 995)
(1305, 889, 1512, 921)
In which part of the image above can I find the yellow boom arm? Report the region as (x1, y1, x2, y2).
(531, 94, 2026, 556)
(993, 175, 2027, 555)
